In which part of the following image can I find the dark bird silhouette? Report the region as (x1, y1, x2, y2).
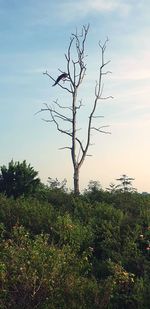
(52, 73, 68, 86)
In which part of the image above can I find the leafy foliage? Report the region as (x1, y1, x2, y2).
(0, 160, 40, 198)
(116, 174, 136, 193)
(0, 173, 150, 308)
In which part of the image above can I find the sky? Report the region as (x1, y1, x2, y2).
(0, 0, 150, 192)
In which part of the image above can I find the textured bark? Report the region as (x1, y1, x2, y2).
(74, 167, 80, 196)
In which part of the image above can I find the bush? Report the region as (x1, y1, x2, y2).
(0, 225, 103, 309)
(0, 160, 40, 198)
(0, 186, 150, 308)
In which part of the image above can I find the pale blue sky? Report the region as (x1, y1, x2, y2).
(0, 0, 150, 192)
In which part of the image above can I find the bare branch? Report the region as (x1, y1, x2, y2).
(78, 38, 111, 168)
(59, 147, 71, 150)
(53, 99, 72, 111)
(51, 116, 72, 137)
(102, 71, 112, 75)
(41, 103, 73, 138)
(66, 25, 89, 89)
(75, 137, 84, 154)
(92, 115, 104, 119)
(39, 25, 112, 195)
(76, 99, 84, 109)
(34, 108, 47, 116)
(100, 96, 114, 100)
(91, 125, 111, 134)
(92, 125, 110, 129)
(101, 60, 111, 68)
(65, 37, 75, 86)
(40, 103, 72, 123)
(41, 118, 53, 123)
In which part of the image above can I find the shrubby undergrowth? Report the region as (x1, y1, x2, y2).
(0, 186, 150, 308)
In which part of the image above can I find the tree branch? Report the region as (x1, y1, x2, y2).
(78, 38, 111, 168)
(43, 71, 72, 93)
(91, 125, 111, 134)
(59, 147, 71, 150)
(39, 25, 112, 195)
(53, 99, 72, 111)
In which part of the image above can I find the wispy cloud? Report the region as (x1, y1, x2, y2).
(0, 0, 132, 29)
(85, 0, 130, 13)
(58, 0, 131, 21)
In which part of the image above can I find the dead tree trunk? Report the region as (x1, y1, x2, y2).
(74, 166, 79, 196)
(38, 25, 112, 195)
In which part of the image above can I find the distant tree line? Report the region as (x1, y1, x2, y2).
(0, 160, 139, 199)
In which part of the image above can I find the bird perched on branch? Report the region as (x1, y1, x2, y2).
(52, 72, 68, 86)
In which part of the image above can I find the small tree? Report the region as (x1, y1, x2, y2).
(39, 25, 112, 195)
(116, 174, 136, 193)
(106, 182, 117, 193)
(47, 177, 67, 191)
(0, 160, 40, 198)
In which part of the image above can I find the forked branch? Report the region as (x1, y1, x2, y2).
(38, 25, 112, 195)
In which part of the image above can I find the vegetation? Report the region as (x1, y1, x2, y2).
(0, 160, 40, 199)
(0, 163, 150, 308)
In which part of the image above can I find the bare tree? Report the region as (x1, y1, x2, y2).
(38, 25, 112, 195)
